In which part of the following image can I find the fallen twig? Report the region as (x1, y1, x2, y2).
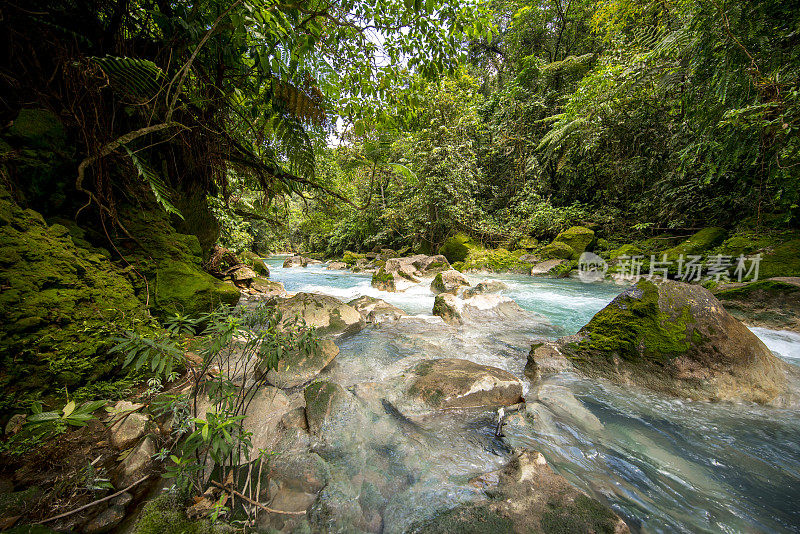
(37, 474, 151, 524)
(210, 480, 305, 515)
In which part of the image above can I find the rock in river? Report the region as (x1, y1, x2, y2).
(542, 278, 796, 405)
(276, 292, 365, 337)
(266, 338, 340, 388)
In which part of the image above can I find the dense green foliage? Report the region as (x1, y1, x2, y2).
(272, 0, 799, 254)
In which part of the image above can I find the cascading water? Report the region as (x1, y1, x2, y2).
(265, 257, 800, 533)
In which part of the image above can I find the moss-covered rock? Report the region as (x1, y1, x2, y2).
(539, 241, 575, 260)
(562, 279, 791, 404)
(608, 244, 643, 260)
(8, 109, 66, 149)
(553, 226, 596, 256)
(516, 236, 539, 251)
(406, 359, 523, 409)
(342, 251, 365, 266)
(240, 250, 269, 276)
(118, 206, 240, 317)
(431, 270, 469, 294)
(275, 292, 364, 337)
(758, 239, 800, 279)
(371, 267, 396, 292)
(0, 188, 149, 411)
(439, 234, 476, 264)
(133, 494, 236, 534)
(460, 248, 532, 274)
(432, 293, 462, 325)
(663, 227, 727, 259)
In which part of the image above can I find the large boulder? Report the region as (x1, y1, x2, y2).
(557, 279, 793, 404)
(530, 259, 570, 276)
(410, 450, 629, 534)
(327, 261, 347, 270)
(405, 359, 523, 409)
(276, 293, 364, 337)
(432, 293, 462, 325)
(347, 296, 406, 324)
(412, 254, 450, 274)
(266, 339, 340, 388)
(430, 269, 470, 294)
(439, 234, 476, 264)
(553, 226, 596, 257)
(715, 278, 800, 332)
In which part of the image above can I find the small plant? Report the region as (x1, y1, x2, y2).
(24, 399, 107, 436)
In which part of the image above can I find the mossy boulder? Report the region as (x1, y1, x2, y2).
(432, 294, 461, 325)
(371, 267, 396, 292)
(460, 248, 532, 274)
(715, 277, 800, 332)
(342, 251, 365, 266)
(758, 239, 800, 279)
(118, 205, 239, 317)
(663, 227, 727, 259)
(553, 226, 596, 256)
(8, 109, 66, 149)
(539, 241, 575, 260)
(347, 295, 406, 323)
(240, 250, 269, 276)
(0, 188, 148, 411)
(133, 494, 236, 534)
(439, 233, 476, 264)
(562, 279, 792, 404)
(608, 244, 643, 260)
(516, 236, 539, 250)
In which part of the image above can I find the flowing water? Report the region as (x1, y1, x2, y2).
(265, 257, 800, 533)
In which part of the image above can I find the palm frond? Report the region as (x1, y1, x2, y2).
(124, 147, 183, 219)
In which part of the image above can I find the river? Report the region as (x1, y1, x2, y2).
(265, 257, 800, 533)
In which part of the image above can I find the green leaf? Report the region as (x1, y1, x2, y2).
(63, 401, 76, 418)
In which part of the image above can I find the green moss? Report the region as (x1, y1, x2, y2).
(0, 190, 150, 412)
(439, 233, 476, 264)
(608, 244, 643, 260)
(342, 251, 365, 266)
(758, 239, 800, 278)
(411, 504, 514, 534)
(133, 494, 235, 534)
(663, 227, 727, 258)
(461, 247, 532, 273)
(516, 236, 539, 250)
(303, 381, 341, 430)
(549, 260, 576, 278)
(240, 250, 269, 276)
(118, 206, 240, 317)
(8, 109, 66, 149)
(716, 279, 799, 300)
(575, 280, 694, 364)
(540, 241, 576, 260)
(540, 494, 620, 534)
(553, 226, 596, 255)
(432, 272, 445, 292)
(371, 267, 395, 290)
(452, 261, 465, 272)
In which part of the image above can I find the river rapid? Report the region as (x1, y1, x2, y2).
(265, 257, 800, 533)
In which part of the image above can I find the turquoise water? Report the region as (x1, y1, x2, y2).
(265, 257, 800, 533)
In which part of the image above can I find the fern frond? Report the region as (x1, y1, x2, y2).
(272, 77, 326, 127)
(93, 56, 164, 99)
(273, 113, 315, 180)
(124, 147, 184, 219)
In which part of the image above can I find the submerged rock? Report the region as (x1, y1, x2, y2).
(406, 358, 523, 410)
(461, 280, 508, 298)
(283, 255, 307, 268)
(410, 449, 629, 534)
(266, 339, 340, 388)
(433, 292, 539, 327)
(430, 269, 470, 295)
(276, 292, 364, 337)
(348, 295, 406, 323)
(553, 279, 794, 404)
